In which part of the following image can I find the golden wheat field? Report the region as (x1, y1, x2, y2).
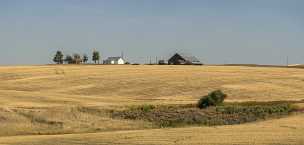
(0, 65, 303, 145)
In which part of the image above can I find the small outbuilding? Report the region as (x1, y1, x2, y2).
(103, 57, 125, 65)
(168, 53, 202, 65)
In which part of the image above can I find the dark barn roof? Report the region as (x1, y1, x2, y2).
(168, 53, 202, 65)
(178, 53, 200, 63)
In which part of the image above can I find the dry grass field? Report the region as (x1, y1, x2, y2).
(0, 65, 303, 145)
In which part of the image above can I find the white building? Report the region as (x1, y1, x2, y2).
(103, 57, 125, 65)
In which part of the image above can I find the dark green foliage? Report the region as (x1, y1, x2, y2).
(64, 55, 73, 64)
(82, 54, 88, 63)
(92, 50, 100, 64)
(197, 90, 227, 109)
(53, 51, 64, 64)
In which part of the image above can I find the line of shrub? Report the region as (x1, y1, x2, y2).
(112, 101, 297, 128)
(112, 90, 303, 128)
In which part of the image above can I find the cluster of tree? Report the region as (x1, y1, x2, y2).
(53, 50, 100, 64)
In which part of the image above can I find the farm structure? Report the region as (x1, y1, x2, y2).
(104, 57, 125, 65)
(168, 53, 202, 65)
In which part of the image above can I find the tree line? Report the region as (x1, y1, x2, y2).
(53, 50, 100, 64)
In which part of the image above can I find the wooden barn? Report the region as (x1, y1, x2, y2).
(168, 53, 202, 65)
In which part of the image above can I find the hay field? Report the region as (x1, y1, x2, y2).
(0, 65, 303, 145)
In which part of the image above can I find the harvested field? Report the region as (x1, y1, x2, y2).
(0, 114, 304, 145)
(0, 65, 304, 144)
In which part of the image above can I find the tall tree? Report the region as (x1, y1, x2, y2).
(64, 55, 73, 64)
(53, 51, 64, 64)
(92, 50, 100, 64)
(82, 54, 88, 64)
(73, 53, 82, 64)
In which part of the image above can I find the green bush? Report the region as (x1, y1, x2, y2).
(197, 90, 227, 109)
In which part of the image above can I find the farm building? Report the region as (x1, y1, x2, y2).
(168, 53, 202, 65)
(103, 57, 125, 65)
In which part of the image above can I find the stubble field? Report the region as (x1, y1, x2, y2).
(0, 65, 303, 145)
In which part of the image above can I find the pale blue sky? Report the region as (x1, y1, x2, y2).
(1, 0, 304, 65)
